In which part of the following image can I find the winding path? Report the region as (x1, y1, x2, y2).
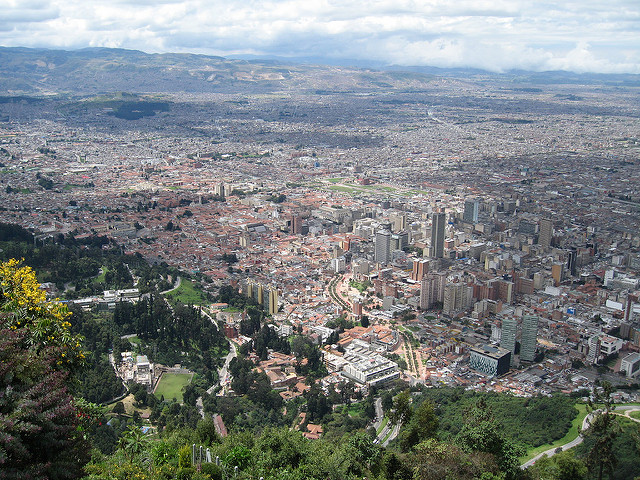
(521, 405, 640, 469)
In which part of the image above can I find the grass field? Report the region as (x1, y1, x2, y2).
(94, 266, 108, 284)
(165, 279, 208, 305)
(628, 410, 640, 420)
(154, 373, 193, 403)
(520, 403, 588, 463)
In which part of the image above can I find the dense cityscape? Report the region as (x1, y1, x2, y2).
(1, 46, 640, 479)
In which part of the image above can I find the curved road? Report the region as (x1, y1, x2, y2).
(521, 405, 640, 469)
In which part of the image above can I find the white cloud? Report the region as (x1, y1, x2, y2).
(0, 0, 637, 73)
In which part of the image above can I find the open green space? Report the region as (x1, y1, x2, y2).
(628, 410, 640, 420)
(164, 278, 208, 305)
(94, 266, 108, 284)
(154, 372, 193, 403)
(520, 403, 588, 462)
(328, 185, 359, 193)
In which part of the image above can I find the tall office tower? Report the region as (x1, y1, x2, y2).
(463, 198, 479, 223)
(430, 213, 446, 258)
(375, 229, 391, 265)
(538, 218, 553, 248)
(500, 316, 517, 358)
(520, 314, 539, 362)
(567, 248, 577, 276)
(267, 288, 279, 316)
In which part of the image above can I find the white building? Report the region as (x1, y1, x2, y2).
(620, 352, 640, 378)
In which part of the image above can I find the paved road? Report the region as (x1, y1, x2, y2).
(209, 342, 237, 395)
(521, 405, 640, 469)
(160, 276, 181, 294)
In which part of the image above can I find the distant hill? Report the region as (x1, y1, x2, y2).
(1, 46, 638, 96)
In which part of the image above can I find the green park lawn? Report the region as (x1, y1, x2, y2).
(165, 279, 208, 305)
(520, 403, 588, 463)
(154, 373, 193, 403)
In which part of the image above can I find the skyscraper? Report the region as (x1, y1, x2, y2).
(412, 258, 429, 281)
(375, 229, 391, 265)
(267, 288, 279, 316)
(501, 316, 517, 358)
(538, 218, 553, 248)
(463, 198, 479, 223)
(520, 315, 539, 362)
(430, 213, 445, 259)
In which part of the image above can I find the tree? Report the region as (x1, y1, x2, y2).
(456, 397, 523, 480)
(117, 425, 151, 462)
(0, 259, 92, 479)
(582, 381, 620, 480)
(112, 401, 125, 415)
(389, 389, 412, 426)
(398, 399, 439, 452)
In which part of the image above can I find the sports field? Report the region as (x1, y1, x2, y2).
(154, 372, 193, 403)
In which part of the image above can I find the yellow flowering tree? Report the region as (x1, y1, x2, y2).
(0, 258, 91, 479)
(0, 258, 85, 368)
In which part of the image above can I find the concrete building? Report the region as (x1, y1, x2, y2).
(375, 229, 391, 265)
(430, 212, 446, 259)
(420, 272, 446, 310)
(341, 342, 400, 387)
(469, 345, 511, 377)
(520, 314, 539, 362)
(538, 218, 553, 248)
(442, 282, 473, 315)
(620, 352, 640, 378)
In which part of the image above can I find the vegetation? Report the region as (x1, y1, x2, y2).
(0, 259, 92, 478)
(154, 373, 193, 403)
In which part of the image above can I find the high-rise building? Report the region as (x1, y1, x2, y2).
(420, 273, 446, 310)
(430, 213, 446, 258)
(463, 199, 479, 223)
(520, 314, 539, 362)
(291, 215, 303, 234)
(538, 218, 553, 248)
(375, 229, 391, 265)
(552, 263, 564, 286)
(412, 259, 430, 281)
(442, 282, 472, 315)
(267, 288, 279, 316)
(501, 316, 517, 358)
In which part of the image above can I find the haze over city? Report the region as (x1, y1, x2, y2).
(2, 0, 639, 73)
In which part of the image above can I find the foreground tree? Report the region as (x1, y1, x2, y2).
(0, 259, 90, 479)
(582, 381, 620, 480)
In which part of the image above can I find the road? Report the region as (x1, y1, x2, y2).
(160, 275, 181, 294)
(372, 396, 401, 446)
(521, 405, 640, 469)
(209, 342, 237, 395)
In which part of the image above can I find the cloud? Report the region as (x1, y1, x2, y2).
(0, 0, 637, 73)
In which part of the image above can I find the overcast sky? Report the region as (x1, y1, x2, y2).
(1, 0, 639, 74)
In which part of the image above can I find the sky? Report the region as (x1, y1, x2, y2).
(1, 0, 639, 74)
